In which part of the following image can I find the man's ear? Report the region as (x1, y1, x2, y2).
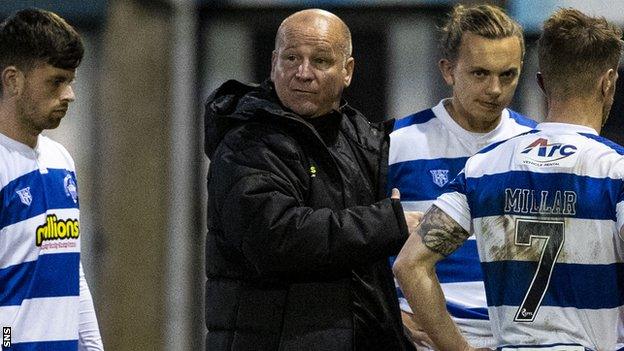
(343, 56, 354, 87)
(601, 68, 617, 97)
(438, 58, 455, 86)
(2, 66, 23, 97)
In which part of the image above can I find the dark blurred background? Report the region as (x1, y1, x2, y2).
(1, 0, 622, 350)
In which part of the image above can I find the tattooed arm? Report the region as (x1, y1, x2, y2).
(393, 205, 485, 351)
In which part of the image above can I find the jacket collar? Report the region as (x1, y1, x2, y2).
(204, 79, 383, 158)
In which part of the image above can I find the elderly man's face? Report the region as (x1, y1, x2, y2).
(271, 17, 354, 118)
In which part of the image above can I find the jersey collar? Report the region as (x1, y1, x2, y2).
(536, 122, 598, 136)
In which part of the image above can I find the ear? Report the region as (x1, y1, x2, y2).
(601, 68, 617, 97)
(270, 50, 278, 82)
(2, 66, 23, 97)
(343, 56, 354, 87)
(438, 58, 455, 86)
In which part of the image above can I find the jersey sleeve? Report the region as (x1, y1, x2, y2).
(78, 263, 104, 350)
(617, 201, 624, 235)
(433, 170, 471, 232)
(616, 162, 624, 235)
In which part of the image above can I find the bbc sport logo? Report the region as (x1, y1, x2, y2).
(2, 326, 10, 348)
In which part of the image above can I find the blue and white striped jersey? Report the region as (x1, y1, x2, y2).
(389, 99, 536, 347)
(436, 122, 624, 350)
(0, 132, 83, 350)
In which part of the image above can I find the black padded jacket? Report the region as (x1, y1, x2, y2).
(204, 80, 413, 351)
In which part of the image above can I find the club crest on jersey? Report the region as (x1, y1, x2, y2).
(520, 138, 577, 166)
(64, 174, 78, 203)
(16, 187, 32, 206)
(430, 169, 449, 188)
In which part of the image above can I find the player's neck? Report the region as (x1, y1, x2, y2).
(0, 103, 38, 148)
(544, 98, 603, 134)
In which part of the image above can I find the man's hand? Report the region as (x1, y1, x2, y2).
(402, 310, 493, 351)
(391, 187, 401, 200)
(390, 188, 424, 236)
(401, 310, 434, 348)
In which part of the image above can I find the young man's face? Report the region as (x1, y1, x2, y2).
(441, 32, 523, 132)
(16, 63, 76, 134)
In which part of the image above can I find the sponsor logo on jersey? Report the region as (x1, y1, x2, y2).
(520, 138, 577, 166)
(35, 214, 79, 246)
(64, 174, 78, 203)
(15, 187, 32, 206)
(430, 169, 449, 188)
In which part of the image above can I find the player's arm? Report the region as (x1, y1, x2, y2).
(393, 205, 485, 351)
(78, 263, 103, 350)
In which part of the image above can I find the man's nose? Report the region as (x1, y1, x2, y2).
(295, 59, 314, 80)
(61, 85, 75, 102)
(486, 76, 502, 96)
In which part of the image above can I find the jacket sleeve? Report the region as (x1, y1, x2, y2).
(209, 125, 409, 278)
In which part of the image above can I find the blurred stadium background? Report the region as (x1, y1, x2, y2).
(1, 0, 622, 350)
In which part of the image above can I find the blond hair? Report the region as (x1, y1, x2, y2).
(440, 4, 524, 61)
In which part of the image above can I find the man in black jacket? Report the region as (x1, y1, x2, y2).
(204, 9, 418, 350)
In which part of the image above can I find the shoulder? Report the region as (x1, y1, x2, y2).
(392, 108, 437, 132)
(479, 129, 540, 157)
(390, 108, 441, 144)
(217, 121, 304, 163)
(575, 133, 624, 178)
(506, 109, 538, 128)
(340, 105, 388, 151)
(39, 135, 76, 170)
(578, 132, 624, 155)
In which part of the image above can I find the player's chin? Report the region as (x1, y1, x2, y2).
(477, 105, 504, 120)
(43, 117, 63, 129)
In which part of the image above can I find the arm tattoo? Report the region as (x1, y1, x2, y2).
(417, 205, 470, 257)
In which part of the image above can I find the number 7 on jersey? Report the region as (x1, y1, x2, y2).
(513, 218, 565, 322)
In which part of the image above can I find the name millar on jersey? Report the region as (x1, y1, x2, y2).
(35, 214, 79, 246)
(520, 137, 577, 166)
(504, 188, 577, 215)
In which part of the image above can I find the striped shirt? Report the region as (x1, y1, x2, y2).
(388, 99, 535, 347)
(0, 132, 83, 350)
(436, 122, 624, 350)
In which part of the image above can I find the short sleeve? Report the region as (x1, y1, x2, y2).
(433, 170, 471, 232)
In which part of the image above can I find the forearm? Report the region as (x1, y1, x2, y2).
(393, 205, 474, 351)
(394, 250, 470, 351)
(78, 264, 103, 351)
